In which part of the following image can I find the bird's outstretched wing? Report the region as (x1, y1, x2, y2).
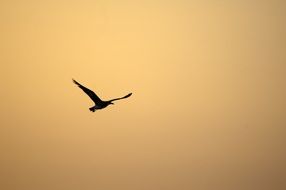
(109, 93, 132, 102)
(72, 79, 102, 104)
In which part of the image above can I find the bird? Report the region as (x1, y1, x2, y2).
(72, 79, 132, 112)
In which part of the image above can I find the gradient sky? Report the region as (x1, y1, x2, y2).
(1, 1, 286, 190)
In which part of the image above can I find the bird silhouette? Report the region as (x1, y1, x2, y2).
(73, 79, 132, 112)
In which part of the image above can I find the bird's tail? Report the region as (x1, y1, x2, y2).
(89, 107, 96, 112)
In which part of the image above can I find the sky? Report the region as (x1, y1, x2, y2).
(0, 1, 286, 190)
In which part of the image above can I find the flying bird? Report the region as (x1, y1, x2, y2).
(73, 79, 132, 112)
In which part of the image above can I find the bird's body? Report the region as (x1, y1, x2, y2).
(72, 79, 132, 112)
(89, 101, 111, 112)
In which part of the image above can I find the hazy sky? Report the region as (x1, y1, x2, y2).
(1, 1, 286, 190)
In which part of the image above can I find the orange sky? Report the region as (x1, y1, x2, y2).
(1, 1, 286, 190)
